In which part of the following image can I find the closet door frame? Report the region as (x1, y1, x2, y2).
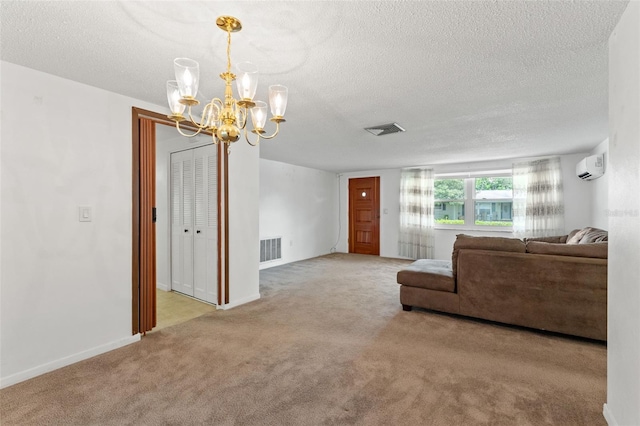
(131, 107, 226, 335)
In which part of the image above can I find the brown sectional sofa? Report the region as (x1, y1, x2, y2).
(397, 228, 608, 341)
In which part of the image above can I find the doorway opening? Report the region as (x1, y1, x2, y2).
(131, 107, 226, 335)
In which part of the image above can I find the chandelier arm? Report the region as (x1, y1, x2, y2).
(254, 121, 281, 140)
(237, 107, 247, 130)
(175, 121, 204, 138)
(200, 103, 212, 127)
(186, 106, 209, 129)
(243, 127, 260, 146)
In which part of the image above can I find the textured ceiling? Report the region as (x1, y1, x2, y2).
(0, 1, 629, 173)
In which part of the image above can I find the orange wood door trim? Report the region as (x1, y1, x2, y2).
(139, 118, 157, 333)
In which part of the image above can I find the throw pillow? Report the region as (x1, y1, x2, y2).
(578, 227, 608, 244)
(567, 228, 589, 244)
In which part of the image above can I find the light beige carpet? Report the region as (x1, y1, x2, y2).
(0, 253, 606, 425)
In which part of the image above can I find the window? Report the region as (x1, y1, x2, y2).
(474, 177, 513, 227)
(434, 179, 465, 225)
(435, 174, 513, 228)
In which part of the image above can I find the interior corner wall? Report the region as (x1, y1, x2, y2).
(259, 159, 337, 269)
(590, 139, 610, 231)
(226, 140, 260, 307)
(605, 2, 640, 425)
(0, 61, 162, 387)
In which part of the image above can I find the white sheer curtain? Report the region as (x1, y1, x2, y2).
(398, 168, 435, 259)
(512, 157, 565, 238)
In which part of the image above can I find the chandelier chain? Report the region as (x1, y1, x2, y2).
(226, 29, 232, 75)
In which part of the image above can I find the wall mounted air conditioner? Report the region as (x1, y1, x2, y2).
(576, 154, 604, 180)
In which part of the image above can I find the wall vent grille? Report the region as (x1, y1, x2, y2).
(260, 237, 282, 263)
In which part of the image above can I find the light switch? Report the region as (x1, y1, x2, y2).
(383, 208, 389, 215)
(79, 206, 92, 222)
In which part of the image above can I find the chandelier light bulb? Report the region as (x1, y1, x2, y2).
(184, 70, 193, 86)
(242, 74, 250, 93)
(250, 101, 268, 130)
(174, 58, 200, 100)
(166, 80, 186, 116)
(235, 61, 258, 101)
(269, 85, 288, 118)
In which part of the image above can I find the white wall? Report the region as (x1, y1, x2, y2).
(605, 2, 640, 425)
(590, 139, 610, 230)
(259, 159, 337, 269)
(0, 61, 164, 386)
(155, 125, 212, 291)
(226, 139, 260, 308)
(0, 60, 263, 386)
(336, 154, 594, 261)
(559, 153, 595, 232)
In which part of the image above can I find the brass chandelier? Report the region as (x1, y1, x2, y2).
(166, 16, 288, 153)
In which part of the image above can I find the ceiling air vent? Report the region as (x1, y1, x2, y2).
(364, 122, 405, 136)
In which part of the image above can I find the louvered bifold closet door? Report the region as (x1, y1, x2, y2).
(139, 118, 157, 333)
(170, 150, 195, 296)
(193, 144, 217, 303)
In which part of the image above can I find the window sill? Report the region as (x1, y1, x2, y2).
(434, 226, 513, 234)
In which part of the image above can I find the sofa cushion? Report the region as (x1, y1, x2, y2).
(397, 259, 455, 293)
(526, 241, 608, 259)
(452, 234, 526, 278)
(523, 235, 568, 244)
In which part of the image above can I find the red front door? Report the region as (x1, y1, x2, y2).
(348, 177, 380, 255)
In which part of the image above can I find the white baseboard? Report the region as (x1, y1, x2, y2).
(156, 282, 170, 292)
(0, 334, 141, 389)
(219, 293, 260, 310)
(603, 403, 618, 426)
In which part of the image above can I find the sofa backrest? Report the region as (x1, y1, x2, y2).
(526, 241, 608, 258)
(451, 234, 526, 278)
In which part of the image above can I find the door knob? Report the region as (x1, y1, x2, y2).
(196, 230, 201, 234)
(184, 229, 188, 233)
